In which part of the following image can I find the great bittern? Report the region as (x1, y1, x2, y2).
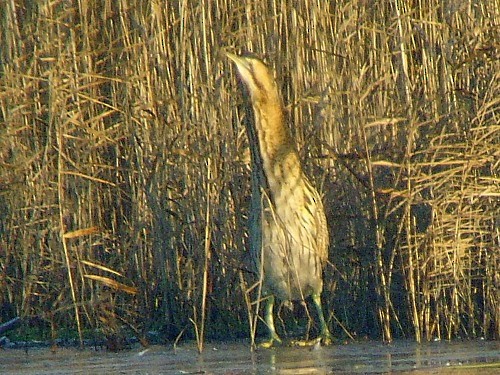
(226, 52, 332, 347)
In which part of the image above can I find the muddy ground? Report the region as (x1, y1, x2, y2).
(1, 339, 498, 374)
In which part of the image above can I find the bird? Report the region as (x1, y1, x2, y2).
(226, 52, 332, 347)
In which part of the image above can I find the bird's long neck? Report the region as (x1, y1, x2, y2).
(246, 96, 304, 203)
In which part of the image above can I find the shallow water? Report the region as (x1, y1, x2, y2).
(1, 339, 498, 374)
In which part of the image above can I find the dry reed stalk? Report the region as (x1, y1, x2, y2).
(0, 0, 497, 347)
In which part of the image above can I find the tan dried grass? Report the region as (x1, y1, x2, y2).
(0, 0, 498, 347)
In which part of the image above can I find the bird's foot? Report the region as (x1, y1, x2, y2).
(258, 335, 282, 348)
(290, 337, 321, 347)
(320, 331, 333, 346)
(290, 332, 333, 347)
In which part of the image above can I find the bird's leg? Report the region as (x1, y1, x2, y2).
(291, 293, 333, 347)
(259, 295, 282, 348)
(312, 292, 333, 345)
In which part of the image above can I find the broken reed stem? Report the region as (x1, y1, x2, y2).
(239, 271, 256, 350)
(360, 120, 392, 342)
(56, 110, 83, 347)
(197, 158, 213, 353)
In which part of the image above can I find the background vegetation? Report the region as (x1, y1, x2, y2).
(1, 0, 498, 349)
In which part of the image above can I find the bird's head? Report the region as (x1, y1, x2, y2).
(226, 52, 279, 104)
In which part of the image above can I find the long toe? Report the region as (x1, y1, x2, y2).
(258, 335, 282, 348)
(320, 332, 333, 346)
(291, 331, 333, 347)
(290, 337, 321, 347)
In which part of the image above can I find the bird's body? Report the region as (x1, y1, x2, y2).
(227, 52, 332, 347)
(248, 139, 328, 303)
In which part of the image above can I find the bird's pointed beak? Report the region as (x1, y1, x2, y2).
(225, 52, 251, 74)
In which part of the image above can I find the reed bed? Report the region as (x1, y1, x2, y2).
(0, 0, 498, 348)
